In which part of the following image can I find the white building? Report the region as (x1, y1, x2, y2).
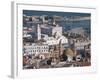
(42, 31, 68, 45)
(52, 24, 62, 36)
(40, 24, 62, 36)
(24, 43, 49, 56)
(36, 23, 68, 45)
(67, 27, 85, 36)
(23, 27, 32, 38)
(37, 24, 41, 40)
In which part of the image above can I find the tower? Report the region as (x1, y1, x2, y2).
(53, 19, 56, 26)
(37, 24, 41, 40)
(41, 15, 46, 24)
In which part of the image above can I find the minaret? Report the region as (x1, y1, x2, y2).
(53, 19, 56, 26)
(42, 16, 45, 24)
(37, 24, 41, 40)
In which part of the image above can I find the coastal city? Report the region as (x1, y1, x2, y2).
(23, 10, 91, 69)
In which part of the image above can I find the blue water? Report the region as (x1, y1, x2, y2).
(58, 20, 90, 29)
(23, 10, 91, 30)
(23, 10, 90, 17)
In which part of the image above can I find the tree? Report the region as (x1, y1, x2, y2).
(63, 48, 75, 57)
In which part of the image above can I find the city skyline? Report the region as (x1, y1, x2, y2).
(23, 10, 91, 69)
